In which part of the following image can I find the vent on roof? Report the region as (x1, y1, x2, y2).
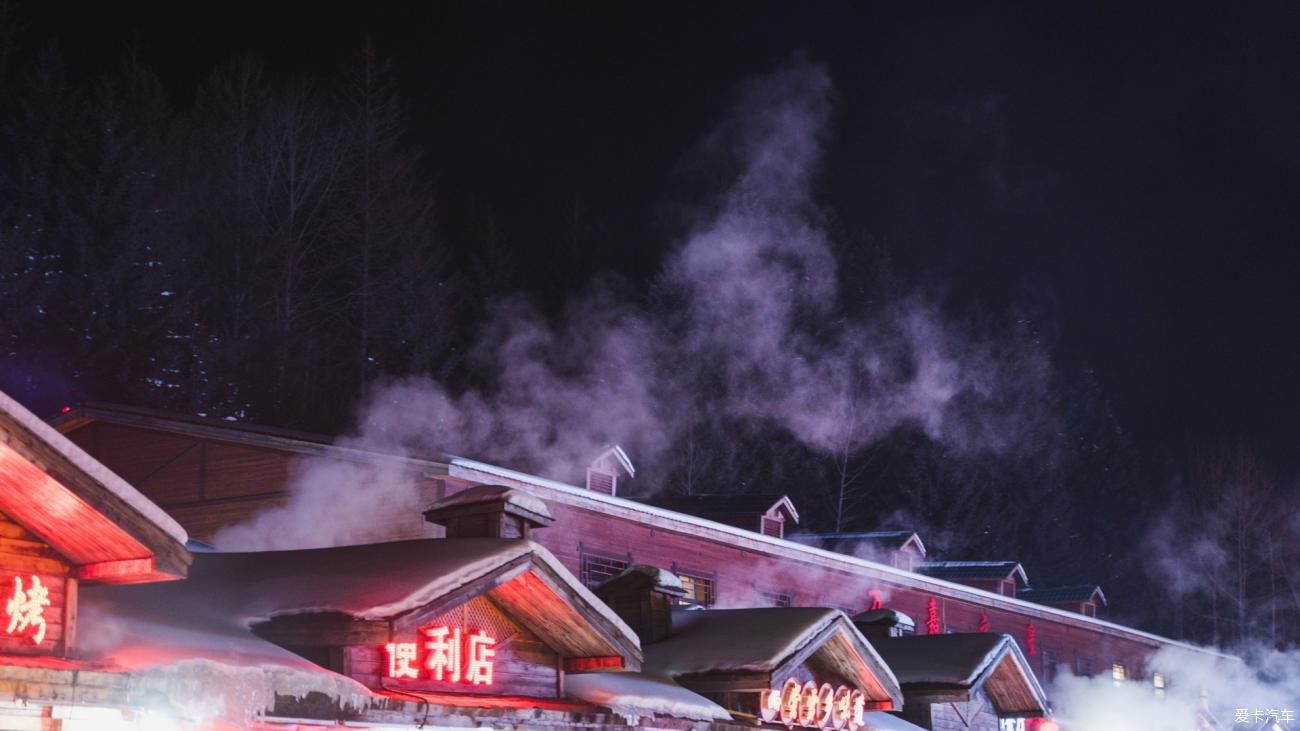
(585, 445, 634, 496)
(761, 516, 783, 538)
(587, 469, 617, 495)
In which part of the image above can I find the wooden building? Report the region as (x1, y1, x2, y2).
(49, 403, 1235, 720)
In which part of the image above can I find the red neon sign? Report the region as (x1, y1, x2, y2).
(385, 626, 497, 686)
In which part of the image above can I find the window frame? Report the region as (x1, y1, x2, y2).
(672, 562, 718, 607)
(577, 543, 632, 590)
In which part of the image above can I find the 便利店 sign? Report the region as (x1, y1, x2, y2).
(385, 624, 497, 685)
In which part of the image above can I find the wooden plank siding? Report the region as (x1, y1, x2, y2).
(0, 512, 72, 657)
(61, 419, 1164, 695)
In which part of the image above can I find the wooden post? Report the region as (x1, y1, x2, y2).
(62, 577, 77, 657)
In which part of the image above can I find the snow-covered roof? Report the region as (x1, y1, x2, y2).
(450, 456, 1240, 662)
(1018, 584, 1106, 606)
(917, 561, 1028, 585)
(1, 391, 187, 545)
(642, 607, 900, 709)
(78, 576, 372, 725)
(646, 608, 845, 676)
(593, 445, 636, 477)
(426, 483, 554, 522)
(869, 633, 1048, 716)
(789, 531, 926, 556)
(853, 608, 916, 631)
(565, 672, 731, 723)
(605, 564, 686, 593)
(75, 537, 646, 723)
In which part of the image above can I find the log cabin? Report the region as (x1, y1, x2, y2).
(48, 402, 1235, 728)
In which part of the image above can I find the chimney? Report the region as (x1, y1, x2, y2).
(424, 484, 554, 539)
(586, 445, 634, 496)
(593, 564, 686, 644)
(852, 608, 916, 641)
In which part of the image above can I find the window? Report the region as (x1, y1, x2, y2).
(674, 567, 716, 606)
(579, 547, 630, 589)
(1153, 673, 1166, 699)
(1075, 654, 1094, 677)
(1042, 648, 1058, 684)
(760, 591, 792, 607)
(1112, 663, 1127, 686)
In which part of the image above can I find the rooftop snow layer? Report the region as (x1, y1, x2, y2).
(427, 483, 553, 520)
(565, 672, 731, 722)
(2, 391, 188, 544)
(644, 607, 847, 677)
(870, 633, 1012, 687)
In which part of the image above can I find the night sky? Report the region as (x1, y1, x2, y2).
(19, 1, 1300, 475)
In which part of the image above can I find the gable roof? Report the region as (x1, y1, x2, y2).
(643, 494, 800, 525)
(81, 537, 641, 681)
(49, 403, 1238, 663)
(0, 392, 190, 582)
(1018, 584, 1107, 606)
(643, 607, 901, 709)
(591, 445, 636, 477)
(871, 633, 1049, 717)
(789, 531, 927, 556)
(917, 561, 1028, 585)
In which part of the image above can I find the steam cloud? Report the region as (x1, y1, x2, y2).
(214, 63, 1054, 551)
(1050, 643, 1300, 730)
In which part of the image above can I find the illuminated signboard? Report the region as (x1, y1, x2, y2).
(5, 575, 50, 645)
(384, 625, 497, 686)
(760, 678, 866, 730)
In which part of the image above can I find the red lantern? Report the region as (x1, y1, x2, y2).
(867, 589, 883, 611)
(978, 614, 990, 633)
(925, 597, 940, 634)
(1026, 623, 1037, 656)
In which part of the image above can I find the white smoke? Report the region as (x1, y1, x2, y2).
(1050, 642, 1300, 731)
(213, 63, 1055, 551)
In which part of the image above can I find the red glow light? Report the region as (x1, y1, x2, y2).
(385, 626, 497, 686)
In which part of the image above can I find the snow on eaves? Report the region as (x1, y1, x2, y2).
(428, 483, 553, 521)
(870, 633, 1011, 687)
(644, 607, 843, 677)
(0, 391, 188, 544)
(447, 456, 1240, 662)
(565, 672, 730, 723)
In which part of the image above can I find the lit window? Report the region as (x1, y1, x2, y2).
(580, 551, 629, 589)
(677, 571, 716, 606)
(1153, 673, 1166, 698)
(1112, 663, 1127, 686)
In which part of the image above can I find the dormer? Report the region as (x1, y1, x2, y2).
(789, 531, 927, 570)
(917, 561, 1028, 597)
(586, 445, 635, 496)
(1018, 584, 1107, 618)
(641, 494, 800, 539)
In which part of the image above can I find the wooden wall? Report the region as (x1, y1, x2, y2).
(64, 422, 442, 544)
(64, 419, 1162, 694)
(0, 511, 73, 657)
(346, 595, 560, 699)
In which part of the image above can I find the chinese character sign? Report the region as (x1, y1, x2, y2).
(384, 626, 496, 686)
(5, 575, 49, 645)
